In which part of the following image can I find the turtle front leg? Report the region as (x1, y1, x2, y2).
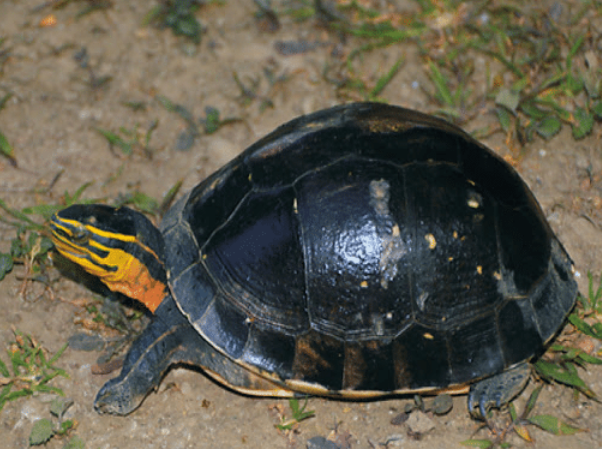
(94, 295, 192, 415)
(468, 362, 531, 420)
(95, 293, 290, 414)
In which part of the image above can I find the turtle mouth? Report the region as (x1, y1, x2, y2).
(52, 236, 88, 259)
(50, 224, 118, 282)
(49, 221, 88, 257)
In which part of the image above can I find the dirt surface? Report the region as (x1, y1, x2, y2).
(1, 1, 602, 448)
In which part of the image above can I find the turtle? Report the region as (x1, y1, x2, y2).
(49, 102, 577, 418)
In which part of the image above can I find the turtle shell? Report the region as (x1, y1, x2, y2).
(160, 102, 576, 395)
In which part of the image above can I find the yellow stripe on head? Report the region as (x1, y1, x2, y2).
(50, 205, 167, 313)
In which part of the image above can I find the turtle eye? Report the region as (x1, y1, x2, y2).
(72, 226, 90, 245)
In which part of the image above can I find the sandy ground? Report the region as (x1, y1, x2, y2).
(1, 1, 602, 448)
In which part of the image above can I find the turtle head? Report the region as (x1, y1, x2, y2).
(50, 204, 167, 313)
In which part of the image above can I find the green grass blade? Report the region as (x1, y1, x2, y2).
(528, 414, 583, 435)
(0, 131, 16, 165)
(370, 57, 404, 99)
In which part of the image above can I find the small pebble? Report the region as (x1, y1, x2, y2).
(68, 333, 105, 351)
(307, 436, 339, 449)
(405, 411, 436, 434)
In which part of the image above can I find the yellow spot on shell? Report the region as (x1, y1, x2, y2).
(448, 257, 454, 262)
(425, 233, 436, 249)
(452, 231, 458, 239)
(477, 265, 483, 275)
(360, 280, 368, 288)
(468, 198, 480, 208)
(493, 271, 502, 280)
(423, 332, 434, 340)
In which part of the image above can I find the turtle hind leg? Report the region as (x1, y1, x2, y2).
(95, 295, 191, 415)
(468, 363, 530, 420)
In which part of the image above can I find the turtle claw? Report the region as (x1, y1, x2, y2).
(468, 363, 531, 421)
(94, 356, 163, 415)
(95, 376, 142, 415)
